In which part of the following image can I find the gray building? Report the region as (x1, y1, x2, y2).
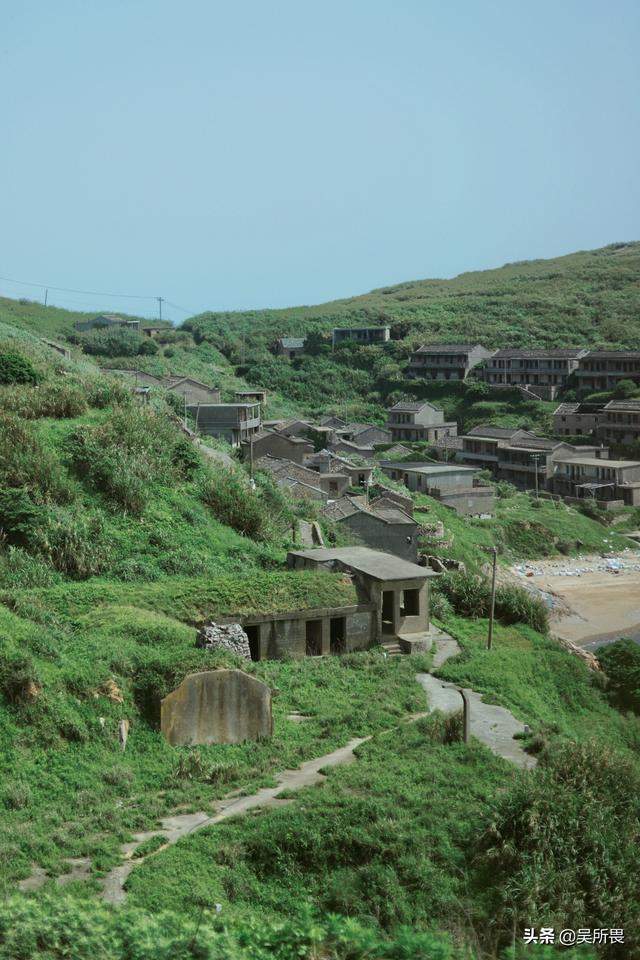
(305, 450, 373, 487)
(332, 326, 390, 347)
(275, 337, 306, 359)
(459, 425, 539, 472)
(574, 351, 640, 392)
(75, 314, 141, 333)
(549, 456, 640, 506)
(379, 461, 495, 515)
(336, 422, 392, 445)
(322, 496, 419, 561)
(386, 400, 457, 444)
(188, 402, 260, 447)
(287, 546, 437, 646)
(482, 348, 587, 399)
(257, 455, 350, 499)
(553, 402, 604, 437)
(164, 376, 221, 405)
(243, 429, 314, 464)
(596, 400, 640, 446)
(407, 343, 494, 381)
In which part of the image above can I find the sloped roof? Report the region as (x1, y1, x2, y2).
(288, 546, 434, 580)
(491, 348, 587, 359)
(387, 400, 440, 413)
(603, 399, 640, 411)
(467, 424, 531, 439)
(278, 337, 306, 349)
(415, 343, 485, 353)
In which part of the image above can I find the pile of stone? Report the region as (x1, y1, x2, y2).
(196, 622, 251, 660)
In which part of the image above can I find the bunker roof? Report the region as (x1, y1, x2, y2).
(288, 546, 436, 581)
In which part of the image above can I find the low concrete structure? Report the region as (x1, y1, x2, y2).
(223, 603, 377, 659)
(75, 314, 141, 333)
(164, 376, 221, 405)
(386, 400, 457, 444)
(408, 343, 494, 381)
(188, 402, 261, 447)
(235, 389, 268, 406)
(160, 669, 273, 746)
(332, 326, 390, 347)
(379, 461, 495, 515)
(287, 546, 436, 642)
(322, 496, 419, 561)
(244, 429, 313, 464)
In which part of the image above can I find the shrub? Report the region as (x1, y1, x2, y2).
(80, 328, 142, 358)
(36, 507, 109, 578)
(440, 570, 548, 633)
(598, 638, 640, 714)
(0, 382, 87, 419)
(0, 351, 40, 385)
(0, 489, 47, 548)
(199, 468, 271, 540)
(0, 413, 73, 504)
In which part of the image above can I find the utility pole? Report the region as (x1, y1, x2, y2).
(44, 289, 48, 307)
(249, 434, 254, 479)
(530, 453, 541, 499)
(157, 296, 164, 322)
(487, 546, 497, 651)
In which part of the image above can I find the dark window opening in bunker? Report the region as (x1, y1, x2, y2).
(330, 616, 346, 654)
(245, 624, 261, 661)
(401, 589, 420, 617)
(305, 619, 322, 656)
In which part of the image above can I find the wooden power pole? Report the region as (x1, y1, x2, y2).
(487, 546, 498, 651)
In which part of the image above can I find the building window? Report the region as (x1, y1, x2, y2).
(400, 589, 420, 617)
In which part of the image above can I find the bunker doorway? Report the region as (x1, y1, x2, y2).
(305, 619, 323, 656)
(245, 624, 261, 662)
(330, 616, 346, 654)
(381, 590, 396, 634)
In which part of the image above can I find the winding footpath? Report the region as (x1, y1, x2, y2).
(19, 634, 535, 903)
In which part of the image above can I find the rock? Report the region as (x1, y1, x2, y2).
(196, 622, 251, 660)
(98, 679, 124, 704)
(118, 719, 130, 751)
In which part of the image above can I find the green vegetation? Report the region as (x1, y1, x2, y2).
(598, 639, 640, 713)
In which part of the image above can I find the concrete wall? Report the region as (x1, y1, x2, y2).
(169, 382, 221, 405)
(430, 486, 495, 516)
(249, 433, 314, 464)
(343, 512, 418, 561)
(161, 669, 272, 746)
(231, 604, 376, 659)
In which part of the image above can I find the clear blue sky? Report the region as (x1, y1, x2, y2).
(1, 0, 639, 322)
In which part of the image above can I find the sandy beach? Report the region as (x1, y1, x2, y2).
(510, 551, 640, 649)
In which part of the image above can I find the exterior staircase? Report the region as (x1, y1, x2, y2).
(381, 639, 404, 656)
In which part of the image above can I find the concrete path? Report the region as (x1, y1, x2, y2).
(419, 634, 536, 770)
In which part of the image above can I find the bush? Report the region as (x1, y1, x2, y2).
(0, 351, 40, 385)
(0, 413, 74, 505)
(599, 638, 640, 713)
(199, 468, 272, 540)
(440, 570, 548, 633)
(138, 338, 159, 355)
(0, 382, 87, 419)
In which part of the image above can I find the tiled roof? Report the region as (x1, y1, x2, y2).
(467, 425, 530, 439)
(603, 399, 640, 411)
(387, 400, 439, 413)
(582, 350, 640, 358)
(415, 343, 480, 353)
(490, 348, 586, 359)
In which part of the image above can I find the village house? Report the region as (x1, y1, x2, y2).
(274, 337, 306, 360)
(141, 325, 166, 338)
(379, 461, 495, 515)
(74, 313, 141, 333)
(187, 402, 260, 447)
(553, 402, 604, 437)
(495, 437, 607, 490)
(335, 422, 392, 445)
(458, 425, 540, 472)
(242, 429, 314, 464)
(319, 415, 348, 429)
(164, 376, 221, 405)
(257, 455, 350, 498)
(322, 496, 420, 561)
(287, 546, 437, 650)
(574, 350, 640, 392)
(481, 348, 587, 399)
(328, 437, 376, 458)
(332, 326, 390, 347)
(235, 389, 268, 407)
(549, 456, 640, 507)
(407, 343, 495, 381)
(304, 450, 373, 487)
(386, 400, 458, 444)
(596, 399, 640, 446)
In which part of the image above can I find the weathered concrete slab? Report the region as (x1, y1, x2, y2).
(161, 669, 272, 746)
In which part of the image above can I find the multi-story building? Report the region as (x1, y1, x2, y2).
(386, 401, 457, 444)
(332, 326, 390, 347)
(458, 425, 538, 472)
(187, 402, 261, 447)
(553, 402, 604, 437)
(549, 456, 640, 506)
(596, 400, 640, 447)
(574, 351, 640, 392)
(482, 348, 587, 399)
(378, 461, 495, 516)
(407, 343, 494, 381)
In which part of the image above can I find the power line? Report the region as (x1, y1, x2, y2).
(0, 274, 155, 300)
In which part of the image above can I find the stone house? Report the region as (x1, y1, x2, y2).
(574, 351, 640, 392)
(407, 343, 495, 381)
(495, 437, 607, 490)
(274, 337, 306, 359)
(549, 456, 640, 506)
(553, 402, 604, 437)
(322, 496, 420, 561)
(164, 376, 221, 405)
(304, 450, 373, 487)
(235, 389, 268, 406)
(336, 422, 392, 446)
(458, 425, 539, 472)
(243, 429, 314, 465)
(379, 461, 495, 515)
(257, 455, 350, 498)
(287, 546, 436, 647)
(332, 326, 390, 347)
(188, 402, 261, 447)
(328, 437, 376, 458)
(386, 401, 458, 444)
(481, 348, 587, 399)
(596, 400, 640, 446)
(75, 314, 141, 333)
